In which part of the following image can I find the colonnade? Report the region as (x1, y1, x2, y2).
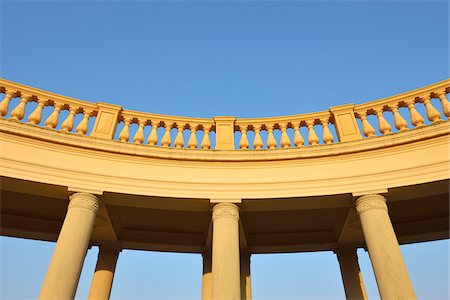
(37, 193, 416, 300)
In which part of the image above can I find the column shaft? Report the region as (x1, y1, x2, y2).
(335, 247, 367, 300)
(39, 192, 100, 300)
(240, 252, 252, 300)
(88, 245, 120, 300)
(201, 252, 212, 300)
(356, 194, 415, 299)
(211, 203, 241, 300)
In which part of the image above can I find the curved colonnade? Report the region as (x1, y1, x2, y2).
(0, 78, 449, 299)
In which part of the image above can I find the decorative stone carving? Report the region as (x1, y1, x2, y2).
(212, 203, 239, 221)
(355, 194, 387, 214)
(68, 192, 100, 212)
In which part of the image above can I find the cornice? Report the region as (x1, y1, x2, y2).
(0, 118, 448, 162)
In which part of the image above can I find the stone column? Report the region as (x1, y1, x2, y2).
(88, 244, 121, 300)
(240, 252, 252, 300)
(356, 194, 416, 299)
(335, 246, 367, 300)
(201, 252, 212, 300)
(211, 203, 241, 300)
(39, 192, 100, 300)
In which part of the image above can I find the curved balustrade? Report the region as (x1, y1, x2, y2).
(118, 110, 216, 149)
(0, 78, 449, 151)
(0, 79, 98, 135)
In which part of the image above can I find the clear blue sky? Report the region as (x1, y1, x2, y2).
(0, 1, 449, 299)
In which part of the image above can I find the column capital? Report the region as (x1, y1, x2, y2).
(69, 192, 101, 213)
(355, 194, 387, 215)
(334, 245, 357, 257)
(98, 243, 122, 256)
(212, 202, 239, 222)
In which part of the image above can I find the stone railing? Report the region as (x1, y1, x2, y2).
(0, 79, 98, 135)
(0, 78, 449, 151)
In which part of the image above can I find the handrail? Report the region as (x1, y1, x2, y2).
(0, 78, 449, 150)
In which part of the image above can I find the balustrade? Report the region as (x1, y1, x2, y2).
(235, 111, 336, 150)
(0, 80, 98, 136)
(354, 85, 449, 138)
(1, 78, 449, 151)
(115, 110, 216, 149)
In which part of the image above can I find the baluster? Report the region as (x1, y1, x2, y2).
(375, 109, 391, 135)
(280, 125, 291, 148)
(161, 124, 172, 147)
(436, 92, 449, 118)
(321, 119, 334, 144)
(359, 112, 375, 137)
(147, 122, 159, 146)
(28, 99, 46, 125)
(406, 101, 424, 128)
(253, 126, 263, 149)
(201, 128, 211, 149)
(61, 107, 77, 132)
(267, 126, 277, 149)
(133, 120, 145, 144)
(390, 104, 408, 131)
(119, 117, 131, 142)
(0, 92, 14, 116)
(174, 125, 184, 148)
(307, 121, 319, 146)
(10, 94, 30, 121)
(422, 95, 441, 123)
(45, 103, 62, 128)
(187, 126, 198, 149)
(239, 127, 249, 150)
(75, 111, 91, 135)
(293, 125, 304, 147)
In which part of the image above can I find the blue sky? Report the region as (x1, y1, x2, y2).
(1, 1, 449, 299)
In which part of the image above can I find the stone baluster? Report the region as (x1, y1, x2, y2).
(406, 101, 424, 128)
(266, 126, 277, 149)
(187, 125, 198, 149)
(293, 125, 304, 147)
(45, 103, 63, 129)
(239, 127, 249, 150)
(118, 118, 131, 142)
(390, 104, 408, 131)
(374, 109, 391, 135)
(75, 111, 91, 136)
(174, 125, 185, 148)
(61, 107, 77, 132)
(306, 121, 319, 146)
(280, 125, 291, 148)
(421, 95, 441, 123)
(253, 126, 263, 149)
(10, 94, 30, 121)
(201, 128, 211, 150)
(133, 120, 146, 144)
(321, 119, 334, 145)
(359, 112, 375, 137)
(147, 122, 159, 146)
(28, 98, 46, 125)
(0, 92, 14, 116)
(161, 124, 172, 147)
(436, 92, 449, 118)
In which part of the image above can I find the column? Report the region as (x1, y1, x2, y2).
(39, 192, 100, 300)
(355, 194, 416, 299)
(88, 244, 121, 300)
(335, 246, 367, 300)
(240, 251, 252, 300)
(201, 251, 212, 300)
(211, 203, 241, 300)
